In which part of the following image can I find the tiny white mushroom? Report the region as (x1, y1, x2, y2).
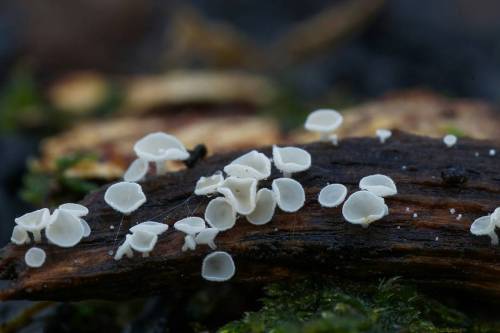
(342, 191, 388, 227)
(15, 208, 51, 243)
(443, 134, 457, 148)
(205, 197, 236, 231)
(246, 188, 277, 225)
(359, 174, 397, 197)
(24, 247, 46, 268)
(123, 158, 149, 182)
(272, 146, 311, 178)
(318, 184, 347, 208)
(329, 134, 338, 146)
(376, 129, 392, 143)
(59, 203, 89, 217)
(217, 177, 257, 215)
(195, 228, 219, 249)
(201, 251, 235, 282)
(304, 109, 343, 141)
(80, 219, 91, 237)
(11, 226, 30, 245)
(46, 209, 85, 248)
(182, 235, 197, 252)
(223, 150, 271, 180)
(114, 234, 134, 260)
(104, 182, 146, 215)
(174, 216, 206, 235)
(133, 132, 190, 175)
(470, 215, 498, 245)
(489, 149, 496, 156)
(129, 230, 158, 257)
(194, 172, 224, 195)
(272, 178, 305, 213)
(130, 221, 168, 235)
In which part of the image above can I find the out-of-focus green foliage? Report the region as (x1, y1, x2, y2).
(20, 152, 99, 206)
(219, 278, 499, 333)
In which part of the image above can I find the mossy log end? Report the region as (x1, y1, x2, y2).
(1, 132, 499, 301)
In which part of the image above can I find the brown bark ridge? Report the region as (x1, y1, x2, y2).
(1, 131, 499, 301)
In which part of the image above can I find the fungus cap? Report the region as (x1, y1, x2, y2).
(25, 247, 46, 268)
(59, 203, 89, 217)
(443, 134, 457, 148)
(201, 251, 235, 282)
(11, 226, 30, 245)
(318, 184, 347, 208)
(246, 188, 277, 225)
(223, 150, 271, 180)
(470, 216, 495, 235)
(342, 191, 388, 226)
(272, 178, 305, 212)
(174, 217, 206, 235)
(130, 221, 168, 235)
(195, 228, 219, 249)
(133, 132, 189, 162)
(218, 177, 257, 215)
(205, 197, 236, 231)
(359, 174, 397, 197)
(123, 158, 149, 182)
(104, 182, 146, 214)
(272, 146, 311, 175)
(15, 208, 51, 232)
(376, 129, 392, 143)
(114, 235, 133, 260)
(46, 209, 84, 247)
(80, 219, 91, 237)
(304, 109, 343, 133)
(194, 172, 224, 195)
(129, 230, 158, 253)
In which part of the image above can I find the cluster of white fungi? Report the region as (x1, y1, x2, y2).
(9, 109, 499, 281)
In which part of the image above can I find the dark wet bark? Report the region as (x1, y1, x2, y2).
(1, 132, 499, 301)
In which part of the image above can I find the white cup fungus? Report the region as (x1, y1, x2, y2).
(194, 172, 224, 196)
(205, 197, 237, 231)
(218, 177, 257, 215)
(359, 174, 397, 197)
(14, 208, 51, 243)
(272, 178, 305, 212)
(376, 129, 392, 143)
(304, 109, 343, 142)
(123, 158, 149, 182)
(318, 184, 347, 208)
(46, 209, 85, 248)
(246, 188, 276, 225)
(24, 247, 46, 268)
(201, 251, 235, 282)
(223, 150, 271, 180)
(104, 182, 147, 215)
(272, 146, 311, 178)
(342, 190, 389, 227)
(443, 134, 457, 148)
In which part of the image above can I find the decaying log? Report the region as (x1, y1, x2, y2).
(1, 132, 499, 301)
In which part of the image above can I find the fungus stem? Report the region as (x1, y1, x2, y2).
(489, 231, 499, 245)
(319, 132, 330, 142)
(155, 161, 167, 175)
(32, 230, 42, 243)
(142, 252, 150, 258)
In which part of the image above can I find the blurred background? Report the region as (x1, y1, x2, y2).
(1, 0, 500, 331)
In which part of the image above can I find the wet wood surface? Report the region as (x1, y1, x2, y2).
(1, 132, 499, 301)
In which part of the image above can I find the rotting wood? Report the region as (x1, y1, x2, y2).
(1, 131, 499, 301)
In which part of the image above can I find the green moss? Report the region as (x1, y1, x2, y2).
(219, 278, 497, 333)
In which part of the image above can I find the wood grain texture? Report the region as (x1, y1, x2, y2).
(1, 132, 499, 301)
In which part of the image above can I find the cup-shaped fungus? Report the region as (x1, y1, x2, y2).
(129, 230, 158, 257)
(223, 150, 271, 180)
(201, 251, 235, 282)
(304, 109, 343, 141)
(359, 174, 397, 197)
(443, 134, 457, 148)
(24, 247, 46, 268)
(130, 221, 168, 235)
(134, 132, 190, 175)
(174, 217, 206, 235)
(470, 215, 498, 245)
(218, 177, 257, 215)
(342, 191, 389, 227)
(46, 209, 85, 247)
(205, 197, 237, 231)
(195, 172, 224, 195)
(104, 182, 146, 215)
(318, 184, 347, 208)
(123, 158, 149, 182)
(11, 226, 30, 245)
(182, 235, 197, 252)
(59, 203, 89, 217)
(246, 188, 277, 225)
(15, 208, 51, 243)
(272, 146, 311, 178)
(376, 129, 392, 143)
(272, 178, 305, 212)
(195, 228, 219, 249)
(114, 234, 134, 260)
